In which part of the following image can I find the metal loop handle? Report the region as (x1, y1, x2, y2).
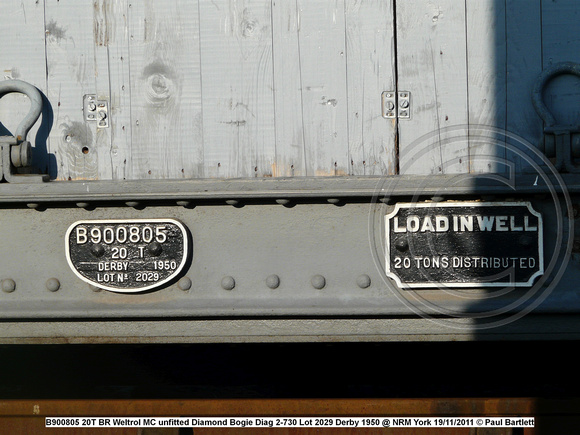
(0, 79, 43, 141)
(532, 61, 580, 127)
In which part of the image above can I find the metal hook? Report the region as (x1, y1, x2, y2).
(0, 79, 48, 182)
(0, 79, 43, 141)
(531, 62, 580, 173)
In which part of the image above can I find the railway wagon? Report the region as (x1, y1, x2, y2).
(3, 1, 580, 431)
(1, 0, 579, 343)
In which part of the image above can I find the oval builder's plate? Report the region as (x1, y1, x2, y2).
(65, 219, 190, 293)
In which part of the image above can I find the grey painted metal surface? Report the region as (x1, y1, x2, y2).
(0, 195, 576, 319)
(3, 315, 580, 344)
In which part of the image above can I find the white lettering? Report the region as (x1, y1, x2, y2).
(495, 216, 508, 231)
(407, 216, 420, 233)
(524, 216, 538, 231)
(460, 216, 473, 232)
(436, 216, 449, 232)
(394, 217, 406, 233)
(420, 217, 435, 232)
(510, 216, 523, 231)
(477, 216, 495, 231)
(76, 227, 88, 244)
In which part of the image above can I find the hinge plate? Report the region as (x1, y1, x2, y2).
(382, 91, 411, 119)
(83, 95, 109, 128)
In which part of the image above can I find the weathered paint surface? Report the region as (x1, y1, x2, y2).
(395, 0, 580, 175)
(0, 0, 578, 179)
(0, 0, 397, 180)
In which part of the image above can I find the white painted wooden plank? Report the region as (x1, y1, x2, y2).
(0, 0, 49, 176)
(271, 0, 305, 177)
(199, 0, 276, 178)
(541, 0, 580, 128)
(505, 0, 543, 172)
(296, 0, 349, 176)
(466, 0, 507, 173)
(92, 0, 115, 181)
(99, 0, 132, 181)
(396, 0, 469, 175)
(345, 0, 397, 176)
(45, 0, 99, 180)
(128, 0, 203, 180)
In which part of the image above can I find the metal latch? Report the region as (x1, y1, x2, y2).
(0, 79, 49, 183)
(382, 91, 411, 119)
(532, 62, 580, 173)
(83, 95, 109, 128)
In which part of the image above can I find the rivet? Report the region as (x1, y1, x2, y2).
(379, 196, 392, 204)
(431, 195, 445, 202)
(89, 284, 102, 292)
(356, 274, 371, 289)
(147, 241, 163, 256)
(125, 201, 143, 209)
(395, 239, 409, 252)
(266, 274, 280, 289)
(178, 276, 192, 291)
(176, 200, 195, 208)
(26, 203, 40, 209)
(91, 243, 106, 257)
(311, 275, 326, 290)
(226, 199, 243, 207)
(76, 202, 91, 209)
(46, 278, 61, 292)
(327, 198, 344, 206)
(1, 279, 16, 293)
(221, 276, 236, 290)
(276, 199, 290, 205)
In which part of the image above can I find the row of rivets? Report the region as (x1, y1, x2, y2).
(27, 198, 357, 211)
(2, 274, 372, 293)
(28, 194, 461, 212)
(1, 278, 61, 293)
(212, 274, 372, 291)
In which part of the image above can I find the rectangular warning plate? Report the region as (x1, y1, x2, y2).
(385, 202, 543, 288)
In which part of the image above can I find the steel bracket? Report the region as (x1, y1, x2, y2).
(382, 91, 411, 119)
(532, 62, 580, 173)
(83, 95, 109, 128)
(0, 80, 49, 183)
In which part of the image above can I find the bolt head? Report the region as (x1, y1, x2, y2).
(266, 274, 280, 289)
(147, 241, 163, 256)
(91, 243, 106, 257)
(311, 275, 326, 290)
(356, 274, 371, 289)
(395, 239, 409, 252)
(46, 278, 61, 292)
(178, 277, 192, 291)
(221, 276, 236, 290)
(1, 279, 16, 293)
